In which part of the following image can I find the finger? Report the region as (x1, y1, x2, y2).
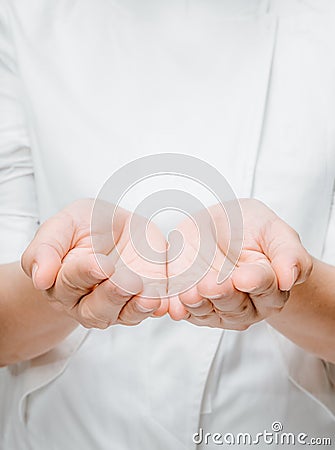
(152, 297, 169, 317)
(187, 313, 251, 331)
(167, 215, 213, 298)
(262, 219, 313, 290)
(168, 295, 190, 321)
(118, 286, 161, 325)
(179, 286, 214, 317)
(108, 268, 163, 325)
(134, 283, 165, 317)
(186, 313, 220, 328)
(48, 253, 115, 308)
(117, 294, 161, 326)
(231, 261, 288, 312)
(75, 279, 135, 328)
(197, 270, 241, 304)
(198, 272, 250, 312)
(74, 266, 143, 328)
(21, 212, 75, 290)
(198, 272, 257, 325)
(140, 283, 169, 317)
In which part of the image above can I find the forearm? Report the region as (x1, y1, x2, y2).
(0, 262, 77, 366)
(268, 258, 335, 363)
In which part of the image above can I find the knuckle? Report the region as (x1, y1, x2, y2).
(79, 320, 96, 329)
(220, 304, 254, 323)
(86, 257, 107, 281)
(87, 267, 105, 281)
(190, 309, 212, 318)
(104, 283, 131, 304)
(217, 299, 248, 315)
(189, 314, 213, 325)
(253, 278, 277, 297)
(133, 303, 155, 314)
(120, 302, 154, 323)
(214, 298, 239, 312)
(112, 296, 129, 307)
(117, 308, 143, 325)
(60, 268, 81, 293)
(79, 303, 109, 329)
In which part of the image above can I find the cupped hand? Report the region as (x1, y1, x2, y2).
(167, 199, 313, 330)
(22, 199, 168, 329)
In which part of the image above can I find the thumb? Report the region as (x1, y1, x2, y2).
(262, 218, 313, 291)
(21, 212, 75, 290)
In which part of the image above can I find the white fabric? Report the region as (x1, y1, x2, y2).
(0, 0, 335, 449)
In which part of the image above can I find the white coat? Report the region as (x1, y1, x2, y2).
(0, 1, 334, 449)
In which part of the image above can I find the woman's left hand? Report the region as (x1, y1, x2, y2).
(167, 199, 313, 330)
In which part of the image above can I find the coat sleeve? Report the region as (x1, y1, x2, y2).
(0, 0, 39, 264)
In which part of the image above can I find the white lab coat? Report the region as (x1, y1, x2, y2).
(0, 0, 334, 449)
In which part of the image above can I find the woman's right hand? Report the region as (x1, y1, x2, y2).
(21, 199, 168, 329)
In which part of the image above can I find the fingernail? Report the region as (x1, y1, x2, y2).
(136, 303, 155, 313)
(284, 266, 299, 291)
(292, 266, 299, 286)
(206, 294, 224, 300)
(184, 300, 204, 308)
(32, 263, 38, 284)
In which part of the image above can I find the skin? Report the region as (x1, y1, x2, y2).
(1, 198, 334, 365)
(167, 201, 335, 362)
(0, 262, 78, 366)
(23, 199, 169, 323)
(167, 199, 313, 325)
(1, 199, 168, 365)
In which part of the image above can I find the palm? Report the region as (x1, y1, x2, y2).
(167, 200, 302, 328)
